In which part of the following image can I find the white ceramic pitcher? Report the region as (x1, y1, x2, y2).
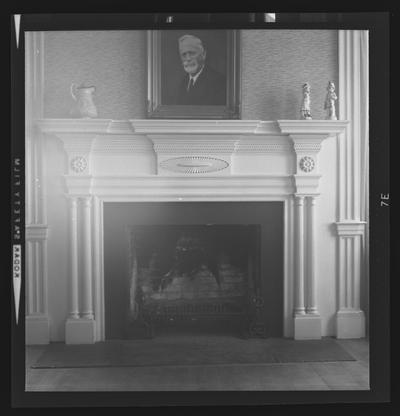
(70, 83, 98, 118)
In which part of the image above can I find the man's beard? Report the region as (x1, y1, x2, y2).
(183, 60, 204, 75)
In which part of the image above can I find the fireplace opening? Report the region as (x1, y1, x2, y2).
(104, 202, 283, 339)
(126, 224, 260, 338)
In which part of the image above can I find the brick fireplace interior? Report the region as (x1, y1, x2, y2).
(104, 202, 283, 339)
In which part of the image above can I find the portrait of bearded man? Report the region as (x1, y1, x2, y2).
(174, 34, 226, 105)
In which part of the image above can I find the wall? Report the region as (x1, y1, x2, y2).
(241, 30, 338, 120)
(39, 30, 340, 341)
(43, 30, 338, 120)
(44, 30, 147, 119)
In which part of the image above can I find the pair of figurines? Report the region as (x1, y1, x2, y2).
(300, 81, 337, 120)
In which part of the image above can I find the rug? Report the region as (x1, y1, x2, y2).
(31, 336, 355, 369)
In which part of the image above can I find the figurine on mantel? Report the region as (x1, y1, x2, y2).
(324, 81, 338, 120)
(300, 83, 312, 120)
(70, 83, 98, 118)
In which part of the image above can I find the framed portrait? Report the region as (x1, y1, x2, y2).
(147, 29, 241, 119)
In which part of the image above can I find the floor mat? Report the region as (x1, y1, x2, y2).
(31, 336, 355, 368)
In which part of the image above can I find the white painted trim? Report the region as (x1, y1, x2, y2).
(25, 33, 50, 344)
(284, 196, 295, 337)
(26, 224, 49, 240)
(283, 197, 291, 337)
(25, 238, 49, 321)
(92, 135, 154, 154)
(131, 119, 265, 134)
(36, 118, 348, 136)
(335, 221, 366, 236)
(235, 136, 292, 153)
(277, 120, 349, 135)
(338, 30, 365, 222)
(336, 30, 368, 338)
(36, 118, 347, 342)
(67, 197, 79, 320)
(99, 200, 105, 341)
(90, 175, 294, 197)
(96, 195, 295, 341)
(81, 197, 94, 320)
(294, 196, 305, 315)
(36, 118, 112, 133)
(92, 196, 103, 342)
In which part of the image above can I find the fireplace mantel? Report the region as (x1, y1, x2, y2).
(37, 118, 348, 183)
(37, 118, 351, 343)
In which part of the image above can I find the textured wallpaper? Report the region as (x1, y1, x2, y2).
(43, 29, 338, 120)
(44, 30, 147, 119)
(241, 30, 338, 120)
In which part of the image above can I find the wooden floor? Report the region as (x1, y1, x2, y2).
(25, 337, 369, 391)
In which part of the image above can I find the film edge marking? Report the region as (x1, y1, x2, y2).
(14, 15, 21, 49)
(13, 245, 21, 324)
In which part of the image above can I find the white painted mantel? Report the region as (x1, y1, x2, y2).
(34, 118, 357, 344)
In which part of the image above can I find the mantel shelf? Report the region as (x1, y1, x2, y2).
(36, 118, 349, 136)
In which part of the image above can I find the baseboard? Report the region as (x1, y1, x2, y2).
(294, 314, 322, 340)
(336, 309, 366, 339)
(65, 318, 96, 344)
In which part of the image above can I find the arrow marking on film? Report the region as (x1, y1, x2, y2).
(13, 277, 21, 325)
(14, 15, 21, 49)
(13, 245, 22, 325)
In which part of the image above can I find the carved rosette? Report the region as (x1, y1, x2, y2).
(159, 156, 229, 174)
(70, 156, 88, 173)
(299, 156, 315, 173)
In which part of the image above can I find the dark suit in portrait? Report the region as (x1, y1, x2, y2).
(175, 65, 226, 105)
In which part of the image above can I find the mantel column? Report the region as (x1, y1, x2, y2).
(81, 196, 94, 319)
(306, 196, 318, 314)
(68, 197, 79, 319)
(65, 195, 96, 344)
(293, 194, 321, 340)
(294, 196, 306, 315)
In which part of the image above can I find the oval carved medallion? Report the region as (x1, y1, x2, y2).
(159, 156, 229, 174)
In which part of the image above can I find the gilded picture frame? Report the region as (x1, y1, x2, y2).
(147, 29, 241, 119)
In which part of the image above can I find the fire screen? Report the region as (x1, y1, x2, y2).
(125, 224, 266, 338)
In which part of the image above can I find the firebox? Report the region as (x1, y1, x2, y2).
(126, 224, 261, 338)
(104, 202, 283, 339)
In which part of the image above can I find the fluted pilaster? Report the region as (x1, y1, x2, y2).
(335, 30, 368, 338)
(306, 196, 318, 314)
(25, 32, 50, 345)
(81, 197, 94, 319)
(294, 196, 305, 315)
(68, 197, 79, 319)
